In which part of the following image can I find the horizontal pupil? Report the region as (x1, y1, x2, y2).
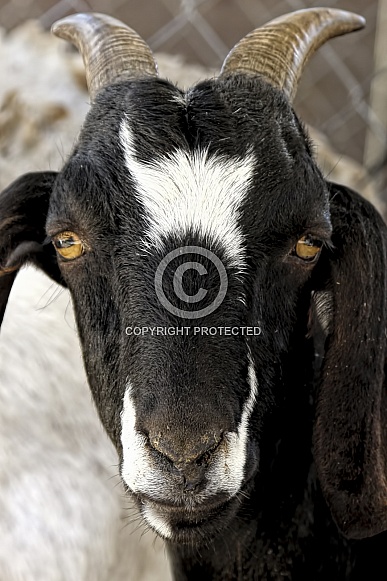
(295, 236, 322, 262)
(301, 237, 322, 247)
(52, 233, 83, 261)
(55, 238, 77, 248)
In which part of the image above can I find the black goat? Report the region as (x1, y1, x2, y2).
(1, 8, 387, 580)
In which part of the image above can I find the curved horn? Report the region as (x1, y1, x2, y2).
(220, 8, 365, 102)
(52, 13, 158, 101)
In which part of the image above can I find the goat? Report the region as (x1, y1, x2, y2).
(1, 7, 387, 580)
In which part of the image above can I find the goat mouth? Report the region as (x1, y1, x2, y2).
(138, 494, 239, 545)
(124, 468, 257, 544)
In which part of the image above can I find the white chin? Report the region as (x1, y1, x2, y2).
(142, 503, 173, 539)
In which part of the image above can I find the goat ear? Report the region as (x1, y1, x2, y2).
(0, 171, 64, 326)
(313, 181, 387, 540)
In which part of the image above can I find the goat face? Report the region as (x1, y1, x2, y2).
(41, 76, 332, 543)
(2, 10, 387, 547)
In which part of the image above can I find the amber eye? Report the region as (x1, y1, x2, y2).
(294, 235, 322, 261)
(52, 231, 84, 260)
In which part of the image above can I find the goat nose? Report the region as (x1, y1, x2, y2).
(148, 431, 223, 488)
(149, 431, 223, 464)
(175, 460, 206, 491)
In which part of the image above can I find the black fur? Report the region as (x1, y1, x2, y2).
(0, 171, 62, 324)
(1, 73, 387, 580)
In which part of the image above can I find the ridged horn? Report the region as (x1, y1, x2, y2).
(52, 12, 158, 101)
(220, 8, 365, 102)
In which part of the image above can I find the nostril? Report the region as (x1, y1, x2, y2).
(148, 430, 224, 466)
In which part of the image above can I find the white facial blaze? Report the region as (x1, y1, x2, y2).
(206, 354, 258, 495)
(120, 384, 164, 497)
(119, 120, 254, 270)
(119, 119, 258, 536)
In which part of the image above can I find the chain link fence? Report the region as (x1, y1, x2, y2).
(1, 0, 387, 192)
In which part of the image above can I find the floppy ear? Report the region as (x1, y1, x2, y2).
(313, 181, 387, 540)
(0, 171, 64, 326)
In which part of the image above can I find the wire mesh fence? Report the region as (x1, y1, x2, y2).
(1, 0, 387, 192)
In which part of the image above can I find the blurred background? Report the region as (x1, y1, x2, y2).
(0, 0, 387, 192)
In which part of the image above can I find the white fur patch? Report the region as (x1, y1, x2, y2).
(312, 290, 333, 335)
(120, 385, 163, 497)
(143, 505, 172, 539)
(206, 352, 258, 495)
(119, 120, 254, 270)
(120, 354, 258, 508)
